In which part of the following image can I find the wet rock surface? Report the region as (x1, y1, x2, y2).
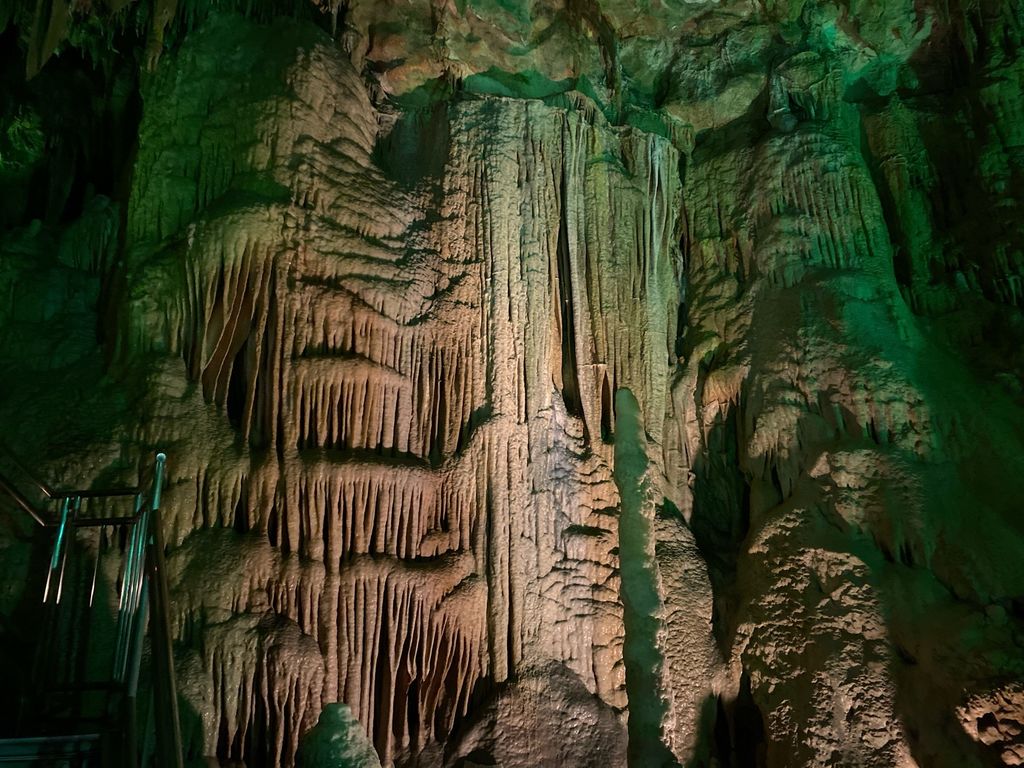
(1, 1, 1024, 766)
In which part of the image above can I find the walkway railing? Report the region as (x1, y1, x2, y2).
(0, 447, 183, 768)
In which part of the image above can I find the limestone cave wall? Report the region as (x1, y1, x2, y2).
(1, 1, 1023, 767)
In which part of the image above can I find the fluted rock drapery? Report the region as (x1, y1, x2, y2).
(1, 1, 1023, 767)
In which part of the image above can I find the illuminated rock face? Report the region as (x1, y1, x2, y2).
(123, 16, 677, 767)
(3, 2, 1024, 767)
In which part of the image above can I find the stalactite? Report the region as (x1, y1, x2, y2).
(197, 613, 324, 766)
(8, 4, 1024, 768)
(124, 20, 685, 765)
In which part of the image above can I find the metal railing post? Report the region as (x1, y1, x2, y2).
(145, 453, 183, 768)
(0, 447, 183, 768)
(43, 498, 71, 603)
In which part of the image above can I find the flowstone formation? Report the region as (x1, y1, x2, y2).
(298, 703, 382, 768)
(2, 1, 1024, 767)
(123, 16, 677, 764)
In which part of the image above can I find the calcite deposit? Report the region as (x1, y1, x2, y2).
(1, 1, 1023, 767)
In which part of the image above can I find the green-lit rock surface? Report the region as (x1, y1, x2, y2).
(299, 704, 382, 768)
(1, 1, 1023, 767)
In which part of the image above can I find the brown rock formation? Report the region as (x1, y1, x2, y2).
(1, 1, 1024, 767)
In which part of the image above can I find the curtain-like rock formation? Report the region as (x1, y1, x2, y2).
(1, 1, 1024, 767)
(118, 14, 680, 766)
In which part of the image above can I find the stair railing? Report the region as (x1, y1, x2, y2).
(0, 447, 183, 768)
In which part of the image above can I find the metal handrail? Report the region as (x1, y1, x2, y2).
(0, 448, 183, 768)
(0, 443, 149, 530)
(0, 473, 150, 528)
(0, 470, 50, 526)
(0, 441, 140, 513)
(0, 470, 147, 528)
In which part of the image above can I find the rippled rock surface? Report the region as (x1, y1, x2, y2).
(1, 1, 1023, 766)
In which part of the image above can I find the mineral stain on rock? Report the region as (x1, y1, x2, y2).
(1, 1, 1024, 767)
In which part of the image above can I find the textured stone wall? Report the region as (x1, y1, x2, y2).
(1, 1, 1024, 767)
